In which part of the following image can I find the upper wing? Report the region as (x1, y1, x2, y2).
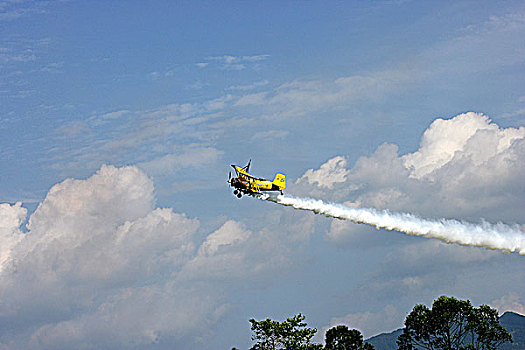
(232, 165, 266, 181)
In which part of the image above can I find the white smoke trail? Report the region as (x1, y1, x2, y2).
(260, 194, 525, 255)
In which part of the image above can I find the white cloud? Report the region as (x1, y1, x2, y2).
(240, 55, 270, 62)
(0, 165, 316, 348)
(138, 145, 223, 177)
(368, 240, 499, 294)
(35, 62, 422, 177)
(221, 10, 525, 122)
(12, 9, 525, 184)
(426, 12, 525, 73)
(180, 221, 255, 280)
(296, 112, 525, 223)
(297, 156, 349, 189)
(491, 293, 525, 315)
(26, 283, 227, 349)
(0, 47, 36, 63)
(204, 94, 234, 110)
(181, 211, 316, 281)
(0, 202, 26, 232)
(229, 69, 418, 119)
(56, 120, 89, 137)
(0, 201, 26, 267)
(198, 220, 251, 256)
(47, 100, 229, 176)
(234, 91, 268, 106)
(0, 166, 205, 348)
(402, 112, 524, 179)
(204, 54, 269, 70)
(325, 218, 378, 246)
(27, 165, 155, 235)
(500, 106, 525, 119)
(99, 110, 129, 120)
(251, 129, 289, 141)
(343, 239, 524, 330)
(227, 80, 269, 91)
(290, 113, 525, 319)
(0, 1, 49, 22)
(206, 55, 269, 64)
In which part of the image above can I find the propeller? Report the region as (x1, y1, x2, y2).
(227, 171, 231, 183)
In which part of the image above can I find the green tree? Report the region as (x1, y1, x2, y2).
(249, 313, 322, 350)
(397, 295, 512, 350)
(362, 343, 375, 350)
(325, 325, 375, 350)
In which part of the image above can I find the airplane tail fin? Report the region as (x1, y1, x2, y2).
(243, 159, 251, 172)
(272, 173, 286, 190)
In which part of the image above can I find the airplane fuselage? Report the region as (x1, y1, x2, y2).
(228, 163, 285, 198)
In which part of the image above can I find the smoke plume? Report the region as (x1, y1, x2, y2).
(261, 194, 525, 255)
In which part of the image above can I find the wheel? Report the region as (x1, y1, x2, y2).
(234, 190, 238, 195)
(237, 193, 242, 198)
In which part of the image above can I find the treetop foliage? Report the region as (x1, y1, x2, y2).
(397, 295, 512, 350)
(325, 325, 375, 350)
(242, 295, 512, 350)
(248, 314, 374, 350)
(249, 313, 321, 350)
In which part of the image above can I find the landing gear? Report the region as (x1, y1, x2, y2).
(237, 192, 242, 198)
(233, 190, 239, 195)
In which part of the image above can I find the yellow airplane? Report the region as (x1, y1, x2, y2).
(228, 160, 285, 198)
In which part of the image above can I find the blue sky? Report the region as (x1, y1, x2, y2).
(1, 1, 524, 349)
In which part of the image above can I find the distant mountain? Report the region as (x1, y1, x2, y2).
(366, 311, 525, 350)
(366, 328, 402, 350)
(500, 311, 525, 350)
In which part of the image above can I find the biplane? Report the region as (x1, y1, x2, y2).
(228, 160, 285, 198)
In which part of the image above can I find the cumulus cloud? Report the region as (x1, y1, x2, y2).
(181, 210, 316, 282)
(296, 112, 525, 223)
(402, 113, 524, 180)
(0, 165, 314, 349)
(297, 156, 349, 189)
(325, 219, 382, 246)
(181, 221, 255, 280)
(0, 166, 206, 347)
(198, 220, 252, 256)
(491, 293, 525, 315)
(367, 240, 498, 296)
(0, 202, 26, 267)
(291, 113, 525, 313)
(0, 166, 203, 348)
